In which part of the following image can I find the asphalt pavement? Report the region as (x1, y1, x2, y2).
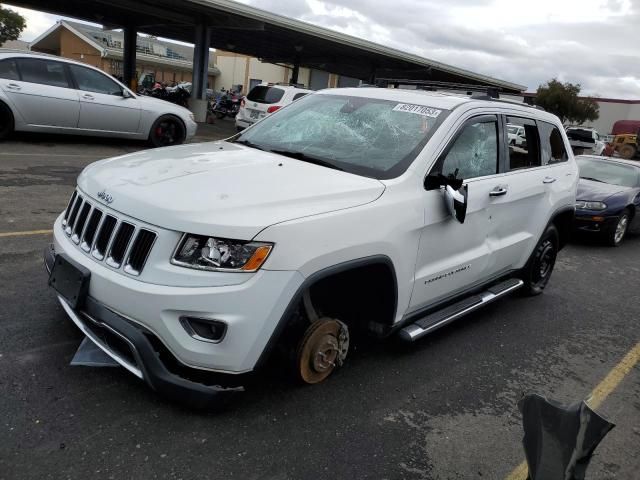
(1, 124, 639, 480)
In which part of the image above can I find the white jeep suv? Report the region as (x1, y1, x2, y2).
(45, 88, 577, 407)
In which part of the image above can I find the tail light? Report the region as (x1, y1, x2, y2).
(267, 105, 281, 114)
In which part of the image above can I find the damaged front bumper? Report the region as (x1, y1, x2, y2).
(44, 245, 243, 408)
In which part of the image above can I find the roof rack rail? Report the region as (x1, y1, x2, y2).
(374, 78, 503, 98)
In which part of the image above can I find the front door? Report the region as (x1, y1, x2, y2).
(5, 58, 80, 128)
(68, 64, 141, 134)
(410, 114, 503, 311)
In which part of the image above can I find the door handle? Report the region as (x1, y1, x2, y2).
(82, 94, 95, 100)
(6, 83, 21, 90)
(489, 186, 508, 197)
(543, 176, 557, 184)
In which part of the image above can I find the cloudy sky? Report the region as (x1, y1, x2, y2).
(5, 0, 640, 98)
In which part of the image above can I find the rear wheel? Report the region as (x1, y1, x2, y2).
(0, 102, 14, 141)
(148, 115, 186, 147)
(607, 210, 630, 247)
(619, 144, 637, 159)
(520, 224, 559, 296)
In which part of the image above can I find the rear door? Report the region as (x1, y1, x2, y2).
(68, 64, 141, 134)
(5, 57, 79, 128)
(486, 114, 560, 274)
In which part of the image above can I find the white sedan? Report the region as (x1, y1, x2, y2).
(0, 51, 197, 147)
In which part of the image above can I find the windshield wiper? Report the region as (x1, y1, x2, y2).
(580, 176, 606, 183)
(234, 139, 266, 151)
(269, 149, 344, 171)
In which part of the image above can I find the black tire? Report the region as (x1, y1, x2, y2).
(519, 224, 559, 296)
(148, 115, 186, 148)
(0, 102, 14, 141)
(619, 144, 637, 160)
(606, 209, 630, 247)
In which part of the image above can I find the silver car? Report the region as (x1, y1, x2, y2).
(0, 50, 197, 146)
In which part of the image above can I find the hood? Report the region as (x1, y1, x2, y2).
(78, 142, 385, 239)
(577, 178, 629, 202)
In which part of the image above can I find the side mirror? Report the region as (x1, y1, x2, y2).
(122, 89, 133, 98)
(444, 184, 468, 224)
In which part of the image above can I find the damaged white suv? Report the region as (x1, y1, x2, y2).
(45, 88, 577, 407)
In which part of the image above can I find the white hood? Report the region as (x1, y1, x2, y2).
(78, 142, 385, 239)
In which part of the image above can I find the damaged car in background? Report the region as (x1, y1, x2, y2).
(45, 87, 577, 407)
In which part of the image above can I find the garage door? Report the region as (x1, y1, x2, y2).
(309, 69, 330, 91)
(337, 76, 361, 88)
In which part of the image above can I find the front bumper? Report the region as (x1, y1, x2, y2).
(185, 118, 198, 139)
(45, 245, 242, 408)
(574, 212, 619, 233)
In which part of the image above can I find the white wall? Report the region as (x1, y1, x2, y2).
(582, 102, 632, 135)
(214, 52, 314, 93)
(214, 54, 247, 91)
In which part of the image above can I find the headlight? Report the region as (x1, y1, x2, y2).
(172, 234, 273, 272)
(576, 200, 607, 210)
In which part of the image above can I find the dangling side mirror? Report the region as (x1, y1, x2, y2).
(444, 184, 468, 224)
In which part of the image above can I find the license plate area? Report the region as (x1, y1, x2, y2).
(249, 109, 262, 119)
(49, 254, 90, 309)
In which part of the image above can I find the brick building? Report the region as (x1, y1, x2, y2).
(29, 20, 219, 88)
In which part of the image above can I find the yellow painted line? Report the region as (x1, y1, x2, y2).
(0, 229, 53, 238)
(505, 340, 640, 480)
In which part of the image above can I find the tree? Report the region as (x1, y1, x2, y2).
(0, 4, 26, 47)
(535, 79, 599, 125)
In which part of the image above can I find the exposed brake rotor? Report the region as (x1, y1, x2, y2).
(296, 318, 349, 384)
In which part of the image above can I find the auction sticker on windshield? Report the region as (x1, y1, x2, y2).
(392, 104, 442, 118)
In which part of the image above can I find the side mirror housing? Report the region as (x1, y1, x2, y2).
(122, 89, 133, 98)
(444, 184, 468, 224)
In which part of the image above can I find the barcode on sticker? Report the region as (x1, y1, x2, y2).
(392, 104, 441, 118)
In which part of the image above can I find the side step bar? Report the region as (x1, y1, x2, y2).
(399, 278, 524, 342)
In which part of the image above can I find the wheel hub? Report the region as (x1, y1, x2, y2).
(297, 318, 349, 384)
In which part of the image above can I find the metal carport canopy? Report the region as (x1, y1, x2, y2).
(10, 0, 525, 94)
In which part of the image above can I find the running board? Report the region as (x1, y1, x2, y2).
(399, 278, 524, 342)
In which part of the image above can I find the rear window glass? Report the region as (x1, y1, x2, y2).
(507, 116, 541, 170)
(539, 122, 569, 164)
(247, 86, 285, 104)
(16, 58, 69, 88)
(0, 59, 19, 80)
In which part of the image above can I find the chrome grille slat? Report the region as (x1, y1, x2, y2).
(124, 229, 157, 276)
(61, 190, 155, 275)
(81, 208, 103, 252)
(106, 222, 135, 269)
(65, 196, 83, 235)
(92, 215, 118, 261)
(62, 191, 77, 228)
(71, 201, 91, 244)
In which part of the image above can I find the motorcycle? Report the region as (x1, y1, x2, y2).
(211, 91, 241, 119)
(141, 83, 190, 108)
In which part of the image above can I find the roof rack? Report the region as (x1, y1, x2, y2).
(373, 78, 544, 111)
(374, 78, 503, 97)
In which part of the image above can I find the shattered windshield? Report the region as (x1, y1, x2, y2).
(234, 94, 449, 179)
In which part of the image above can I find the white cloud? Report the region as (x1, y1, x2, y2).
(6, 0, 640, 98)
